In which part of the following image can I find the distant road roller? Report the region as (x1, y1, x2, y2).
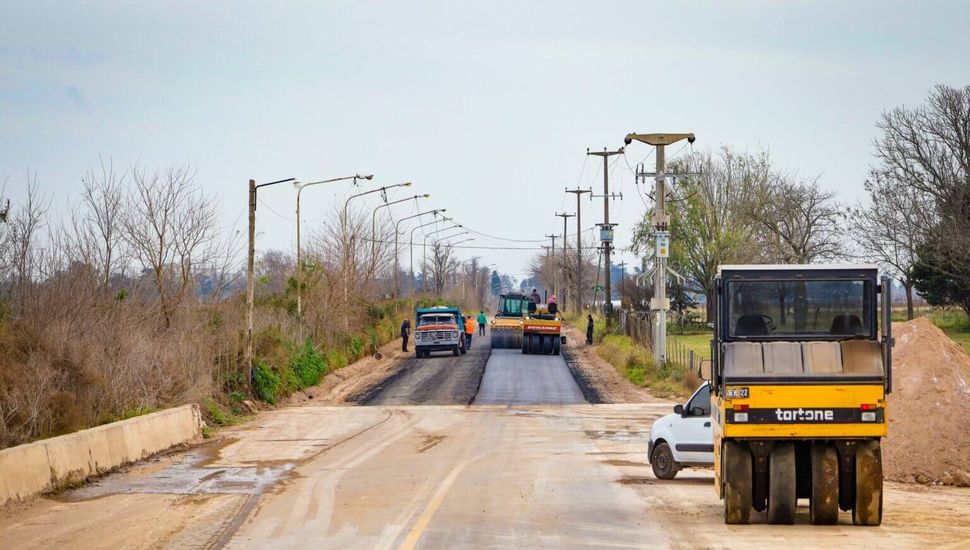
(521, 304, 564, 355)
(490, 292, 528, 349)
(711, 264, 893, 526)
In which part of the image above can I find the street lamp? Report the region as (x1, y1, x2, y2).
(293, 174, 372, 326)
(371, 191, 425, 260)
(450, 237, 475, 247)
(394, 209, 446, 297)
(246, 176, 295, 395)
(410, 217, 453, 288)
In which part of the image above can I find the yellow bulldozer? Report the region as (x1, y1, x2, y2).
(710, 264, 893, 526)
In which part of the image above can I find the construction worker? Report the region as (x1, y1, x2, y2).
(530, 288, 541, 305)
(477, 310, 487, 336)
(586, 314, 594, 345)
(400, 317, 411, 352)
(547, 295, 558, 315)
(464, 315, 475, 349)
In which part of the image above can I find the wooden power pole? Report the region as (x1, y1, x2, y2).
(565, 188, 592, 312)
(587, 147, 624, 316)
(555, 212, 574, 311)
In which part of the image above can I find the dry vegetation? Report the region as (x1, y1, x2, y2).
(0, 162, 490, 449)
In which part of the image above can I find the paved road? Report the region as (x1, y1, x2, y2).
(474, 349, 585, 405)
(356, 334, 491, 405)
(4, 403, 970, 549)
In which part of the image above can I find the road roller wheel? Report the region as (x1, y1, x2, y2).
(768, 443, 796, 524)
(810, 443, 840, 525)
(723, 441, 752, 524)
(521, 334, 529, 354)
(852, 440, 883, 526)
(542, 335, 554, 354)
(553, 337, 561, 355)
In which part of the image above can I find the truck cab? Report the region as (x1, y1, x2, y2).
(711, 264, 893, 526)
(414, 307, 466, 358)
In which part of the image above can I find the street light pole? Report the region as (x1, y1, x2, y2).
(395, 209, 445, 297)
(293, 174, 372, 332)
(371, 191, 425, 262)
(410, 217, 452, 292)
(247, 177, 295, 395)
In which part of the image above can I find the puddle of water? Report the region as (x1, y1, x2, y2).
(61, 446, 296, 502)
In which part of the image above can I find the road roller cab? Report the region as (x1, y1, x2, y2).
(711, 264, 894, 526)
(490, 292, 529, 349)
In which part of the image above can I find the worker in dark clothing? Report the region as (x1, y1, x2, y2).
(586, 314, 594, 345)
(401, 318, 411, 352)
(477, 310, 487, 336)
(530, 288, 541, 305)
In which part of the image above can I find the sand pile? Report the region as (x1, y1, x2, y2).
(884, 317, 970, 486)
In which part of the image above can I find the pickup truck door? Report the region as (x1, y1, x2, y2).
(674, 384, 714, 464)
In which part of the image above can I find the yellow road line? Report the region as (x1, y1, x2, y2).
(397, 458, 471, 550)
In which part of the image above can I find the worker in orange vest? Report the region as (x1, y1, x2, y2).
(464, 315, 475, 350)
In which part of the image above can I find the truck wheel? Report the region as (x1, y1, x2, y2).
(723, 441, 752, 524)
(768, 442, 797, 524)
(852, 440, 883, 526)
(452, 345, 460, 357)
(810, 443, 840, 525)
(650, 442, 679, 480)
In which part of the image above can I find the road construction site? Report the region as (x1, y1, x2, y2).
(2, 328, 970, 549)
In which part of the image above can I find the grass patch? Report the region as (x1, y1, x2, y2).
(926, 308, 970, 354)
(596, 334, 699, 399)
(668, 331, 712, 361)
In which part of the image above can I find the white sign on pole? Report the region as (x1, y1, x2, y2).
(656, 232, 670, 258)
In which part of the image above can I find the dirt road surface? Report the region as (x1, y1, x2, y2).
(3, 339, 970, 549)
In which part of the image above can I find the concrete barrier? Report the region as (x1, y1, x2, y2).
(0, 404, 202, 505)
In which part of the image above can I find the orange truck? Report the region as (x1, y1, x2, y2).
(414, 306, 467, 358)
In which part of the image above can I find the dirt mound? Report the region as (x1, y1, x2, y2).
(885, 317, 970, 486)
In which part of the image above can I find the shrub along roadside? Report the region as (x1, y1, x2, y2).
(595, 334, 699, 399)
(247, 299, 411, 409)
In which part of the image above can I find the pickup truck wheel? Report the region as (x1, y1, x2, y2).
(650, 442, 679, 480)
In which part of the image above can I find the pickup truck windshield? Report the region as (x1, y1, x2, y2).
(418, 315, 455, 326)
(726, 279, 873, 338)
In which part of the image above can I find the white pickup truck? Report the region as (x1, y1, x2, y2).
(648, 382, 714, 479)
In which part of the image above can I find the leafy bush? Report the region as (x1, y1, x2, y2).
(253, 361, 281, 405)
(349, 336, 364, 362)
(291, 342, 328, 389)
(327, 350, 347, 370)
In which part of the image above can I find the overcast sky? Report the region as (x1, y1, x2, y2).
(2, 1, 969, 281)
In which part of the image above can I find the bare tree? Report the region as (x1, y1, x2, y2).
(122, 164, 218, 328)
(849, 173, 931, 319)
(427, 240, 458, 294)
(79, 158, 129, 286)
(873, 84, 970, 295)
(750, 175, 845, 264)
(7, 177, 50, 310)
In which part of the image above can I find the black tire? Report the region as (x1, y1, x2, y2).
(553, 337, 561, 355)
(768, 443, 797, 524)
(852, 440, 883, 526)
(545, 335, 555, 354)
(452, 345, 460, 357)
(810, 443, 840, 525)
(723, 441, 753, 524)
(650, 442, 679, 480)
(521, 334, 529, 354)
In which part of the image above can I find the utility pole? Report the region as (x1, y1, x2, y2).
(624, 132, 695, 366)
(246, 177, 295, 396)
(555, 212, 574, 310)
(587, 148, 624, 317)
(565, 188, 592, 312)
(545, 233, 558, 301)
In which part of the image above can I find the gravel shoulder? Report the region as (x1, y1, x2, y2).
(562, 325, 668, 404)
